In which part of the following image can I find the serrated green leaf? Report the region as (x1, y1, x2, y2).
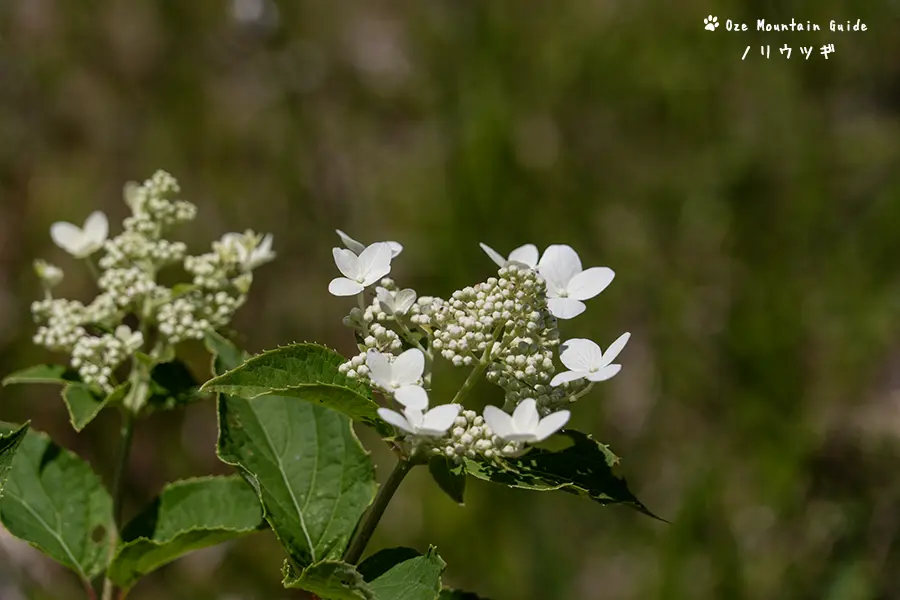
(367, 546, 446, 600)
(428, 457, 466, 505)
(464, 430, 659, 519)
(0, 423, 28, 498)
(3, 364, 79, 386)
(62, 382, 128, 432)
(147, 360, 204, 410)
(108, 475, 265, 590)
(439, 590, 492, 599)
(217, 391, 377, 567)
(201, 343, 388, 432)
(0, 425, 114, 582)
(205, 331, 247, 377)
(283, 559, 376, 600)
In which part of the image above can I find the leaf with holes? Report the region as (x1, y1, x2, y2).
(465, 430, 659, 519)
(201, 343, 387, 433)
(108, 475, 265, 590)
(0, 423, 28, 498)
(428, 456, 466, 505)
(0, 424, 114, 583)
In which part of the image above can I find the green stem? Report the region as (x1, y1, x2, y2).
(84, 257, 101, 284)
(450, 330, 501, 407)
(343, 458, 414, 564)
(100, 412, 136, 600)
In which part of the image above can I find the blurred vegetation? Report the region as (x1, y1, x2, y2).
(1, 0, 900, 598)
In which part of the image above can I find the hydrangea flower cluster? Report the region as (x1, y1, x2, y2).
(330, 233, 629, 463)
(30, 170, 275, 393)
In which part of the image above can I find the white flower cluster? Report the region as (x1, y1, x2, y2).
(71, 326, 144, 392)
(329, 231, 630, 461)
(31, 170, 274, 395)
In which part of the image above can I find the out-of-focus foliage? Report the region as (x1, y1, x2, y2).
(1, 0, 899, 598)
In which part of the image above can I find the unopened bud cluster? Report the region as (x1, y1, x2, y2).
(31, 170, 274, 396)
(427, 409, 522, 461)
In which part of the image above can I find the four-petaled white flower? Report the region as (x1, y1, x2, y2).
(549, 333, 630, 387)
(50, 211, 109, 258)
(377, 403, 462, 437)
(537, 244, 614, 319)
(221, 231, 276, 271)
(366, 348, 428, 409)
(329, 242, 394, 296)
(336, 229, 403, 258)
(482, 398, 570, 443)
(479, 242, 539, 269)
(376, 286, 417, 316)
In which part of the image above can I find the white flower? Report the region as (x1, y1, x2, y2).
(482, 398, 569, 443)
(34, 260, 64, 288)
(336, 229, 403, 258)
(50, 211, 109, 258)
(537, 244, 614, 319)
(377, 404, 462, 437)
(221, 231, 276, 271)
(376, 286, 417, 316)
(366, 348, 428, 409)
(329, 242, 394, 296)
(479, 242, 539, 269)
(549, 333, 630, 387)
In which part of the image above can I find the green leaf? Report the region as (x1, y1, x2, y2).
(358, 546, 421, 581)
(3, 364, 79, 386)
(205, 331, 247, 376)
(428, 457, 466, 505)
(283, 560, 376, 600)
(201, 343, 387, 432)
(464, 430, 660, 519)
(0, 423, 28, 498)
(0, 425, 114, 582)
(367, 546, 446, 600)
(147, 360, 204, 410)
(217, 391, 377, 567)
(62, 382, 128, 432)
(108, 475, 265, 591)
(439, 590, 492, 599)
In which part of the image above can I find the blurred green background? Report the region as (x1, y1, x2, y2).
(2, 0, 900, 598)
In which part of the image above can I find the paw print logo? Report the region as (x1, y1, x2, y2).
(704, 15, 719, 31)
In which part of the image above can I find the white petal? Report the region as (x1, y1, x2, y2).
(365, 350, 393, 388)
(332, 248, 360, 279)
(358, 242, 393, 286)
(83, 211, 108, 244)
(586, 364, 621, 382)
(387, 241, 404, 257)
(421, 404, 461, 434)
(50, 222, 85, 255)
(501, 432, 540, 443)
(336, 229, 366, 254)
(512, 398, 540, 433)
(559, 338, 603, 371)
(375, 287, 395, 313)
(482, 405, 514, 438)
(538, 244, 582, 290)
(508, 244, 539, 268)
(377, 408, 414, 433)
(392, 348, 424, 385)
(394, 385, 429, 410)
(534, 410, 570, 442)
(547, 298, 586, 320)
(549, 370, 586, 387)
(403, 407, 425, 430)
(566, 267, 614, 301)
(479, 243, 507, 268)
(328, 278, 364, 296)
(601, 332, 631, 366)
(393, 289, 416, 314)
